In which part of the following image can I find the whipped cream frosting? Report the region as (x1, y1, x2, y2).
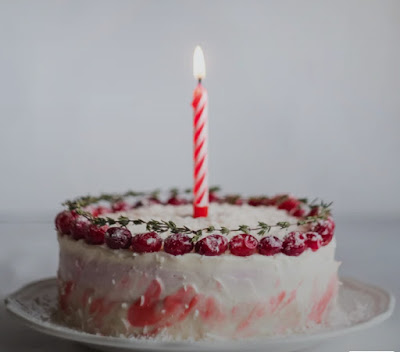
(57, 204, 340, 340)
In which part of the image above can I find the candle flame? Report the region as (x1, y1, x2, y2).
(193, 46, 206, 80)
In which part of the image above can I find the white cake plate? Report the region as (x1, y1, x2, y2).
(4, 277, 395, 352)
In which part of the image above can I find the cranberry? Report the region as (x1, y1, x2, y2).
(267, 194, 288, 206)
(258, 236, 282, 256)
(111, 201, 130, 212)
(167, 197, 188, 206)
(307, 206, 319, 217)
(148, 197, 162, 205)
(92, 206, 111, 217)
(282, 232, 307, 256)
(85, 225, 108, 245)
(131, 232, 162, 253)
(105, 227, 132, 249)
(224, 195, 243, 205)
(164, 233, 193, 255)
(292, 207, 305, 217)
(71, 216, 90, 240)
(55, 211, 77, 235)
(313, 218, 335, 246)
(229, 234, 258, 256)
(195, 234, 228, 256)
(248, 197, 269, 207)
(278, 198, 300, 212)
(209, 192, 220, 203)
(305, 232, 322, 251)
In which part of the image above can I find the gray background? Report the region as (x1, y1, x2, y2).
(1, 0, 399, 217)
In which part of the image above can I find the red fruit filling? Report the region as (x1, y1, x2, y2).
(305, 232, 323, 251)
(85, 225, 108, 245)
(258, 236, 283, 256)
(164, 233, 193, 255)
(229, 234, 258, 256)
(195, 234, 228, 256)
(282, 232, 307, 256)
(131, 232, 162, 253)
(55, 211, 77, 235)
(105, 227, 132, 249)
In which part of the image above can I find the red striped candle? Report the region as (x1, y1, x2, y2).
(192, 46, 208, 218)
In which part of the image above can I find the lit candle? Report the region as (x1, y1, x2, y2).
(192, 46, 209, 218)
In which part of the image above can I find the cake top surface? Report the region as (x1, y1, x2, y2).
(110, 203, 305, 240)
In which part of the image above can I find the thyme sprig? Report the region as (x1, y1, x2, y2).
(62, 188, 332, 243)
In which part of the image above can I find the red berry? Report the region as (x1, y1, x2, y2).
(55, 211, 77, 235)
(282, 232, 307, 256)
(224, 195, 243, 205)
(148, 197, 162, 205)
(105, 227, 132, 249)
(278, 198, 300, 212)
(267, 194, 288, 206)
(292, 207, 305, 217)
(71, 216, 90, 240)
(92, 206, 111, 217)
(111, 201, 130, 212)
(248, 197, 269, 207)
(195, 235, 228, 256)
(229, 234, 258, 256)
(167, 197, 188, 206)
(209, 192, 220, 203)
(85, 225, 108, 245)
(307, 207, 319, 217)
(313, 218, 335, 246)
(164, 233, 193, 255)
(305, 232, 322, 251)
(258, 236, 282, 256)
(131, 232, 162, 253)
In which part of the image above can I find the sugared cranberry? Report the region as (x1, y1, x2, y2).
(224, 195, 243, 205)
(209, 192, 220, 203)
(71, 216, 90, 240)
(167, 197, 188, 206)
(258, 236, 282, 256)
(307, 206, 319, 217)
(312, 217, 335, 246)
(195, 234, 228, 256)
(131, 232, 162, 253)
(105, 227, 132, 249)
(282, 232, 307, 256)
(278, 198, 300, 212)
(92, 206, 111, 217)
(85, 225, 108, 245)
(305, 232, 322, 251)
(164, 233, 193, 255)
(111, 201, 130, 212)
(292, 207, 305, 217)
(267, 194, 288, 206)
(248, 197, 269, 207)
(55, 211, 77, 235)
(229, 234, 258, 256)
(148, 197, 162, 205)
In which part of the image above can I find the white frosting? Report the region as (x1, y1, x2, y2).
(108, 203, 308, 240)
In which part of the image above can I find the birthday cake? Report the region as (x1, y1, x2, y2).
(55, 190, 339, 340)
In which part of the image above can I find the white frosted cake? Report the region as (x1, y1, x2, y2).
(55, 192, 339, 340)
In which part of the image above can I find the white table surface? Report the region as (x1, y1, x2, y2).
(1, 216, 399, 351)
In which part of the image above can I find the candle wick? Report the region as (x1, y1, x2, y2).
(198, 78, 202, 84)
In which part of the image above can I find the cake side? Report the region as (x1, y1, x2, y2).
(56, 203, 339, 340)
